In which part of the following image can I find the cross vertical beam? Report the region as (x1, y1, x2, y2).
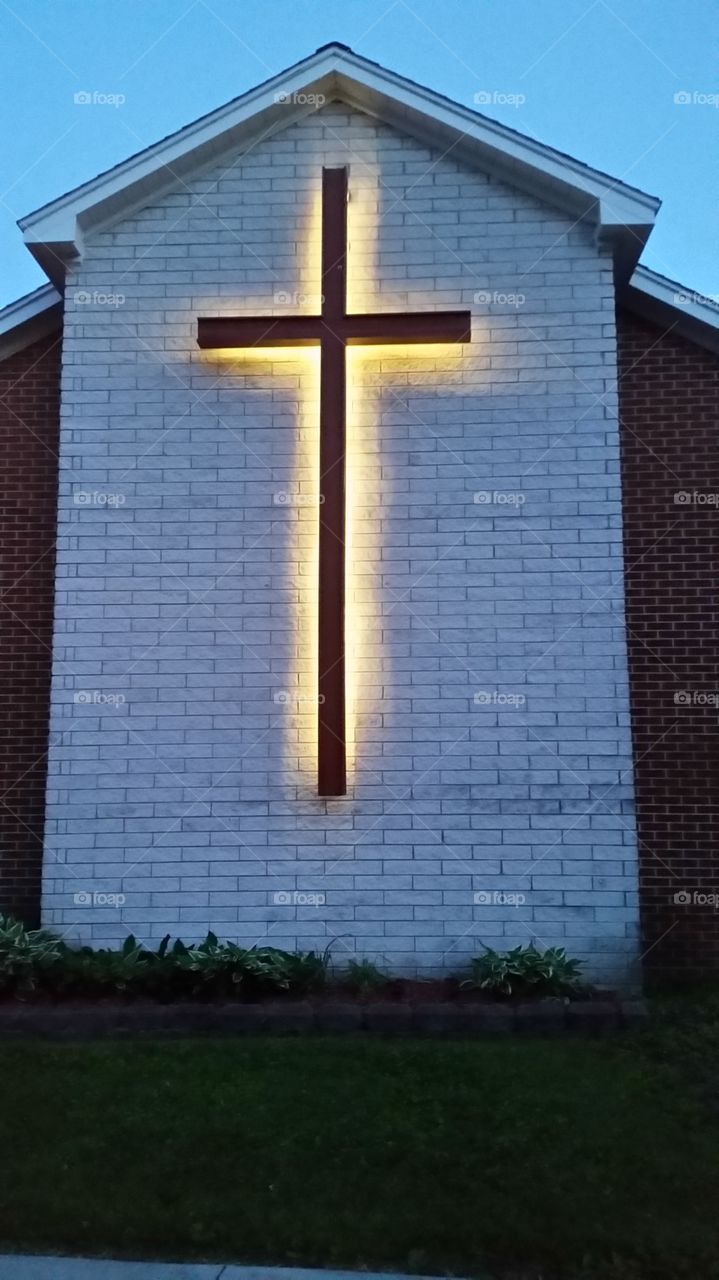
(317, 167, 348, 796)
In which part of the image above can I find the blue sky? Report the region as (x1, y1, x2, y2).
(1, 0, 717, 307)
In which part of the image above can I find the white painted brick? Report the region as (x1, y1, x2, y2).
(42, 103, 639, 986)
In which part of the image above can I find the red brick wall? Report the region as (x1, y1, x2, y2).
(0, 332, 61, 925)
(617, 308, 719, 978)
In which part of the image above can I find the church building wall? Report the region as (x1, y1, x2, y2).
(0, 333, 60, 923)
(617, 307, 719, 980)
(39, 104, 640, 983)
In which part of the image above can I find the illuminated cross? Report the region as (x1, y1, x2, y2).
(198, 167, 471, 797)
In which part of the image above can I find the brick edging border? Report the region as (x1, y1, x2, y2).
(0, 998, 649, 1038)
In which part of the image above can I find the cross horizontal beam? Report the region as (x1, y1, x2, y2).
(197, 311, 472, 349)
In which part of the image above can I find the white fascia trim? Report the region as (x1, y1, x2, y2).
(631, 264, 719, 328)
(0, 283, 61, 334)
(335, 56, 659, 229)
(0, 283, 62, 360)
(623, 265, 719, 356)
(18, 50, 341, 240)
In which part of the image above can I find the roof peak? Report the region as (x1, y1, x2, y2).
(315, 41, 354, 53)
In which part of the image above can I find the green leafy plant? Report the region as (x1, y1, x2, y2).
(272, 945, 333, 994)
(173, 934, 288, 998)
(344, 958, 389, 995)
(461, 943, 586, 999)
(55, 934, 151, 996)
(0, 914, 63, 994)
(142, 934, 192, 998)
(0, 921, 347, 1003)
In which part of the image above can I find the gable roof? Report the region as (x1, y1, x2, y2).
(3, 44, 718, 364)
(18, 41, 660, 287)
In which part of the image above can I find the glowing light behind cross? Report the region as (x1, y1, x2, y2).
(198, 167, 471, 796)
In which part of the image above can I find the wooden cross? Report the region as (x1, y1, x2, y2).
(198, 166, 471, 797)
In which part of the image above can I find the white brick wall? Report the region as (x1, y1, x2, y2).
(42, 103, 639, 985)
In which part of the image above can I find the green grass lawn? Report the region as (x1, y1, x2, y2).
(1, 1006, 719, 1279)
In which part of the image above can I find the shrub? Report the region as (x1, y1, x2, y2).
(265, 945, 333, 994)
(172, 935, 293, 998)
(344, 958, 389, 995)
(54, 935, 152, 996)
(0, 915, 63, 995)
(0, 919, 337, 1002)
(49, 932, 332, 1000)
(462, 944, 586, 999)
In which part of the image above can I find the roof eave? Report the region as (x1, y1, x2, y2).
(620, 265, 719, 357)
(0, 283, 62, 360)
